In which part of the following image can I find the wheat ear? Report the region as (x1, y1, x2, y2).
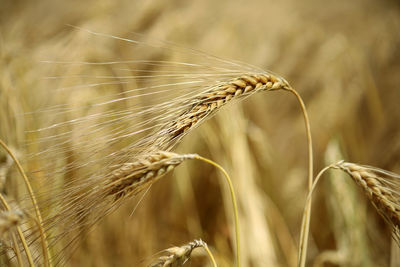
(154, 73, 291, 150)
(334, 162, 400, 240)
(104, 151, 196, 200)
(149, 239, 217, 267)
(193, 155, 240, 267)
(300, 160, 400, 261)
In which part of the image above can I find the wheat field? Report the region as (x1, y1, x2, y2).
(1, 0, 400, 266)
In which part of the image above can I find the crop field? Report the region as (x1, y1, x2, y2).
(0, 0, 399, 266)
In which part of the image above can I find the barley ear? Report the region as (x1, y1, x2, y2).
(334, 162, 400, 244)
(299, 160, 400, 264)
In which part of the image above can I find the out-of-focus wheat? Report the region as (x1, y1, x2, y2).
(149, 239, 216, 267)
(0, 210, 24, 238)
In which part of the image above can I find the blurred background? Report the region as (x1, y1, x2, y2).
(1, 0, 400, 266)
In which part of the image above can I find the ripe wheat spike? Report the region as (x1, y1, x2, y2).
(105, 151, 195, 200)
(153, 73, 291, 150)
(334, 162, 400, 243)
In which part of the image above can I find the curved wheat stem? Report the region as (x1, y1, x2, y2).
(10, 231, 24, 267)
(284, 88, 314, 267)
(193, 155, 240, 267)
